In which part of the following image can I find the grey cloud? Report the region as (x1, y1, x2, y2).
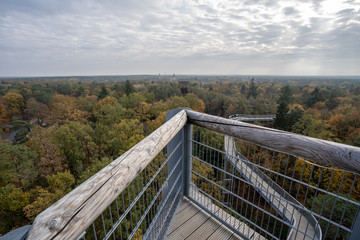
(283, 7, 299, 16)
(0, 0, 359, 76)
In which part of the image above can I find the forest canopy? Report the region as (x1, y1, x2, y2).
(1, 75, 360, 235)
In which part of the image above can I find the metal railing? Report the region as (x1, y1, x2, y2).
(23, 108, 360, 240)
(186, 110, 360, 240)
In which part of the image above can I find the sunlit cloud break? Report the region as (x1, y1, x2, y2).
(0, 0, 359, 76)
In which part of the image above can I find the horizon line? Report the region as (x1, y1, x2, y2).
(1, 74, 360, 79)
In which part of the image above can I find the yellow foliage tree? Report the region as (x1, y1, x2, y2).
(2, 92, 25, 119)
(23, 171, 75, 221)
(0, 99, 10, 124)
(50, 94, 89, 123)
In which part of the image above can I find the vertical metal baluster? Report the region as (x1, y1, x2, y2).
(277, 154, 290, 238)
(323, 171, 346, 238)
(265, 151, 276, 234)
(206, 128, 211, 209)
(335, 174, 357, 239)
(281, 154, 291, 212)
(132, 180, 139, 236)
(244, 143, 255, 237)
(121, 192, 129, 240)
(135, 175, 144, 238)
(292, 159, 306, 239)
(247, 144, 258, 238)
(92, 223, 97, 240)
(296, 162, 315, 240)
(259, 148, 269, 235)
(115, 198, 123, 240)
(108, 205, 116, 240)
(254, 147, 264, 235)
(126, 187, 134, 239)
(101, 213, 107, 239)
(306, 165, 324, 239)
(317, 167, 335, 239)
(143, 167, 150, 236)
(149, 158, 156, 239)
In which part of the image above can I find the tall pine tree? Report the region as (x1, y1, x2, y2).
(274, 85, 292, 130)
(247, 78, 258, 99)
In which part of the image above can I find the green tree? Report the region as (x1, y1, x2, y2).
(53, 122, 98, 178)
(274, 102, 289, 130)
(0, 144, 38, 189)
(274, 85, 293, 130)
(93, 96, 126, 125)
(56, 84, 72, 95)
(0, 184, 30, 234)
(2, 92, 25, 120)
(292, 114, 332, 140)
(306, 87, 324, 108)
(247, 78, 258, 99)
(98, 85, 109, 100)
(326, 91, 339, 110)
(23, 171, 75, 221)
(26, 98, 49, 123)
(124, 80, 134, 95)
(26, 126, 67, 179)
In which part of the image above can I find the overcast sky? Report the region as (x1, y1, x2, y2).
(0, 0, 359, 77)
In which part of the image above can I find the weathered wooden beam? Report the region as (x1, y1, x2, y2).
(186, 110, 360, 174)
(27, 110, 187, 240)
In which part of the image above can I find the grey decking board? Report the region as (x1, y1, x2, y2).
(175, 198, 192, 214)
(206, 225, 233, 240)
(166, 201, 202, 235)
(188, 189, 266, 240)
(166, 198, 246, 240)
(184, 200, 222, 240)
(185, 217, 219, 240)
(167, 209, 212, 240)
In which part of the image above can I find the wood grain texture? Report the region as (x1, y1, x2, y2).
(186, 109, 360, 174)
(27, 110, 187, 240)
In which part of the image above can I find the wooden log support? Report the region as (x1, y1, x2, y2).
(186, 109, 360, 174)
(27, 110, 187, 240)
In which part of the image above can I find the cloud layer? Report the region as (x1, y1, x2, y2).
(0, 0, 359, 76)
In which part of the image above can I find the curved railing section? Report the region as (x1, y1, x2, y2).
(227, 114, 320, 239)
(224, 135, 321, 240)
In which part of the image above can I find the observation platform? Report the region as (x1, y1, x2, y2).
(3, 109, 360, 240)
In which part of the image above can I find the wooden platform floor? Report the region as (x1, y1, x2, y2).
(166, 198, 244, 240)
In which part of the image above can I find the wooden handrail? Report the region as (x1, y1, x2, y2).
(27, 110, 187, 240)
(186, 110, 360, 174)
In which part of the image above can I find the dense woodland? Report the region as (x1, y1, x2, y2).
(1, 76, 360, 236)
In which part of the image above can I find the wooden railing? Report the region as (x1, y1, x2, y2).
(22, 109, 360, 240)
(27, 110, 187, 240)
(187, 110, 360, 173)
